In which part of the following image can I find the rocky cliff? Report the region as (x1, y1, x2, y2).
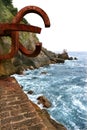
(0, 0, 72, 76)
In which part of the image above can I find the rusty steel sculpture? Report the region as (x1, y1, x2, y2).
(0, 6, 50, 60)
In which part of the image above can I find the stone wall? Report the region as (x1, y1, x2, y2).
(0, 76, 67, 130)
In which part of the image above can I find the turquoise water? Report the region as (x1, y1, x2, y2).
(14, 52, 87, 130)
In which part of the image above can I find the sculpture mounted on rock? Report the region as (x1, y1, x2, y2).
(0, 6, 50, 60)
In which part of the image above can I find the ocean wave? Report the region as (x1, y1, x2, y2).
(72, 98, 87, 112)
(13, 52, 87, 130)
(69, 121, 80, 130)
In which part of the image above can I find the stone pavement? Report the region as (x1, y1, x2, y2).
(0, 76, 67, 130)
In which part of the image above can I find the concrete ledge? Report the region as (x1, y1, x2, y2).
(0, 76, 67, 130)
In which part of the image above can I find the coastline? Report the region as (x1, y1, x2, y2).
(0, 76, 67, 130)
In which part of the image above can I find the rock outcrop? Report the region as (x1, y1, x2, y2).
(0, 0, 77, 76)
(0, 0, 65, 76)
(37, 95, 52, 108)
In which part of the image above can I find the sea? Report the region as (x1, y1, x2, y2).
(13, 51, 87, 130)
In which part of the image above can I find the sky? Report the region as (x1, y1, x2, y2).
(13, 0, 87, 52)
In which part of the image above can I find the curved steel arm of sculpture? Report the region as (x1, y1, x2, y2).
(0, 30, 19, 60)
(0, 23, 41, 36)
(12, 6, 50, 27)
(12, 6, 50, 57)
(0, 23, 41, 60)
(19, 42, 42, 57)
(0, 6, 50, 60)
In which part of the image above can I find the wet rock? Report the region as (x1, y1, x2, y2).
(41, 71, 47, 75)
(74, 57, 78, 60)
(20, 85, 23, 89)
(42, 109, 67, 130)
(58, 51, 69, 60)
(68, 57, 73, 60)
(16, 66, 24, 75)
(56, 58, 65, 63)
(29, 66, 34, 70)
(0, 61, 16, 76)
(27, 90, 34, 94)
(37, 96, 52, 108)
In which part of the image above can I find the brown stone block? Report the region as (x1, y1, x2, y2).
(11, 115, 24, 123)
(7, 100, 23, 106)
(10, 109, 22, 116)
(0, 101, 7, 108)
(12, 117, 41, 129)
(0, 111, 9, 120)
(0, 104, 20, 113)
(1, 117, 11, 126)
(28, 123, 46, 130)
(23, 111, 37, 118)
(1, 124, 12, 130)
(20, 102, 35, 112)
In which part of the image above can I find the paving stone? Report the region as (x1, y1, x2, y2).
(0, 77, 49, 130)
(0, 111, 10, 119)
(0, 77, 66, 130)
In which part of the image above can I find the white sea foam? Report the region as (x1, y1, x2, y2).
(57, 95, 62, 101)
(27, 93, 43, 109)
(73, 98, 86, 111)
(79, 116, 87, 121)
(13, 52, 87, 130)
(69, 121, 80, 130)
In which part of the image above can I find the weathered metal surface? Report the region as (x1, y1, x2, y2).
(0, 6, 50, 60)
(0, 23, 41, 36)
